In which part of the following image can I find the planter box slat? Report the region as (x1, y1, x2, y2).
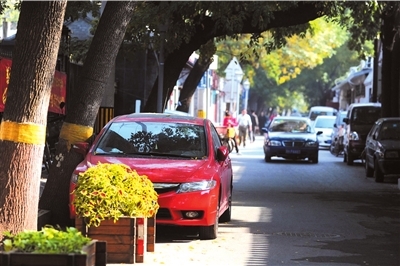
(76, 217, 136, 264)
(146, 216, 156, 252)
(106, 244, 133, 253)
(0, 240, 105, 266)
(85, 234, 133, 244)
(84, 226, 134, 236)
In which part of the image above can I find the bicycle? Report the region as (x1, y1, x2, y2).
(42, 112, 65, 174)
(220, 134, 235, 153)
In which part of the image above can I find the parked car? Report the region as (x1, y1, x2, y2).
(364, 117, 400, 182)
(330, 110, 348, 154)
(343, 102, 382, 165)
(261, 116, 322, 163)
(69, 113, 233, 240)
(164, 109, 192, 116)
(312, 115, 336, 149)
(308, 106, 337, 126)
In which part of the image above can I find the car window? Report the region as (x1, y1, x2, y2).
(310, 111, 330, 121)
(336, 111, 347, 126)
(367, 123, 379, 139)
(379, 121, 400, 140)
(210, 124, 222, 148)
(269, 119, 312, 133)
(351, 107, 381, 125)
(315, 117, 335, 128)
(94, 121, 207, 158)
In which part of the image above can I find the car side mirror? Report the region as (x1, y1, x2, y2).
(333, 123, 337, 128)
(217, 146, 229, 162)
(261, 127, 268, 133)
(72, 142, 90, 156)
(317, 131, 323, 135)
(343, 118, 348, 124)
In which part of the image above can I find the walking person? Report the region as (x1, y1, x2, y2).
(250, 110, 258, 142)
(334, 123, 345, 156)
(226, 122, 240, 154)
(237, 109, 252, 147)
(222, 111, 240, 154)
(258, 111, 267, 135)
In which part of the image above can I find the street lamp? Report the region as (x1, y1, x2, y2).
(243, 79, 250, 111)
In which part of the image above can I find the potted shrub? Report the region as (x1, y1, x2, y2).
(71, 163, 159, 264)
(0, 226, 106, 266)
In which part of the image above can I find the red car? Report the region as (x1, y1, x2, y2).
(69, 113, 233, 240)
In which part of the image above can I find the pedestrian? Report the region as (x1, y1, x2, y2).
(222, 110, 238, 128)
(237, 109, 252, 147)
(258, 111, 267, 135)
(334, 123, 345, 156)
(222, 111, 240, 154)
(250, 110, 258, 142)
(226, 121, 240, 154)
(269, 110, 278, 123)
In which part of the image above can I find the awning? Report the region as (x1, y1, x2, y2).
(348, 68, 371, 85)
(331, 80, 350, 92)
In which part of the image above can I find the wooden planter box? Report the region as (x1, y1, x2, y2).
(0, 240, 106, 266)
(76, 217, 138, 264)
(146, 216, 156, 253)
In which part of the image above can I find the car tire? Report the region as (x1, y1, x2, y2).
(219, 182, 232, 223)
(219, 200, 231, 223)
(199, 205, 219, 240)
(346, 153, 354, 165)
(374, 159, 384, 183)
(264, 154, 271, 162)
(329, 144, 335, 156)
(365, 156, 373, 177)
(309, 154, 318, 164)
(228, 139, 235, 153)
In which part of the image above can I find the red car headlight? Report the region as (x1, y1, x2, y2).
(177, 180, 217, 193)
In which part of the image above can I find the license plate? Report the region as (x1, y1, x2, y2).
(286, 149, 301, 154)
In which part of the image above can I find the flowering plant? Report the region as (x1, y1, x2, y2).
(2, 226, 91, 254)
(72, 163, 159, 227)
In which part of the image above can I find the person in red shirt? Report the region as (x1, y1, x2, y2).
(223, 110, 238, 127)
(222, 111, 240, 154)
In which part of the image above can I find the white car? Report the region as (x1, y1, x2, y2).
(312, 115, 336, 149)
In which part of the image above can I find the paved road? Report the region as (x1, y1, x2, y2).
(112, 135, 400, 266)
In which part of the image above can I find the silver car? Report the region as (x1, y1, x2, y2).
(364, 117, 400, 182)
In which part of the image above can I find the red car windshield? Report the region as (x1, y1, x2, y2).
(94, 121, 207, 158)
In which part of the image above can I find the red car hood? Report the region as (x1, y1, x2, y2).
(75, 154, 212, 183)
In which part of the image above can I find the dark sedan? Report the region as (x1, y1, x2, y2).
(262, 117, 322, 163)
(364, 117, 400, 182)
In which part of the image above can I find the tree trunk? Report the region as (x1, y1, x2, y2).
(0, 1, 67, 238)
(390, 34, 400, 117)
(143, 42, 197, 112)
(380, 3, 397, 117)
(39, 1, 137, 227)
(176, 57, 212, 113)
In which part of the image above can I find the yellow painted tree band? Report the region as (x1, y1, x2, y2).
(59, 122, 93, 150)
(0, 120, 46, 145)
